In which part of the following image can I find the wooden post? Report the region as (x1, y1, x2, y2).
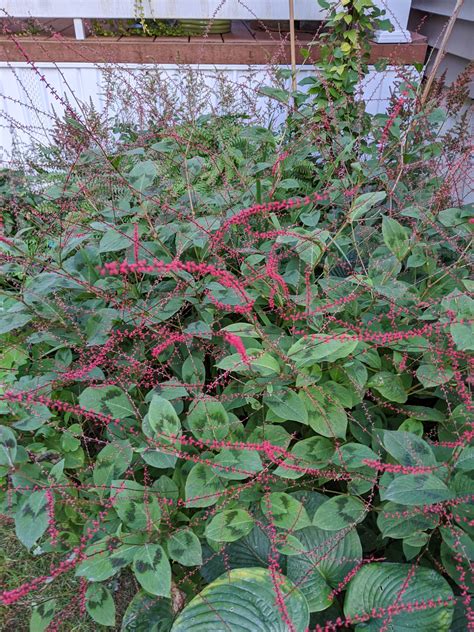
(289, 0, 297, 92)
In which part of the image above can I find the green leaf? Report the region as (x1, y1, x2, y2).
(79, 386, 135, 420)
(15, 490, 49, 550)
(99, 229, 131, 253)
(288, 335, 358, 366)
(167, 529, 202, 566)
(258, 86, 291, 102)
(0, 310, 33, 334)
(368, 372, 407, 403)
(30, 599, 56, 632)
(0, 425, 17, 466)
(377, 501, 439, 538)
(287, 526, 362, 612)
(313, 495, 366, 531)
(416, 364, 453, 388)
(121, 591, 174, 632)
(302, 388, 347, 438)
(263, 492, 311, 531)
(349, 191, 386, 222)
(274, 436, 335, 479)
(381, 474, 453, 506)
(187, 398, 230, 441)
(212, 448, 263, 480)
(382, 216, 410, 260)
(450, 322, 474, 351)
(132, 544, 171, 597)
(146, 395, 181, 442)
(264, 389, 308, 424)
(382, 430, 436, 467)
(185, 463, 222, 508)
(205, 509, 254, 543)
(344, 563, 454, 631)
(86, 583, 116, 627)
(112, 480, 161, 531)
(93, 441, 133, 488)
(128, 160, 157, 192)
(171, 567, 309, 631)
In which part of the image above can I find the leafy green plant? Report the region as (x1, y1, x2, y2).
(0, 8, 472, 631)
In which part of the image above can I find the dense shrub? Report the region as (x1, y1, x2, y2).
(0, 2, 472, 630)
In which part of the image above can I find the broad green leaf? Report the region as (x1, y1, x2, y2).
(416, 364, 453, 388)
(450, 322, 474, 351)
(382, 430, 436, 467)
(171, 567, 309, 631)
(187, 398, 230, 442)
(112, 480, 161, 531)
(93, 441, 133, 488)
(205, 509, 254, 543)
(287, 526, 362, 612)
(263, 492, 311, 530)
(313, 495, 366, 531)
(344, 562, 454, 631)
(185, 463, 222, 508)
(128, 160, 157, 192)
(76, 540, 135, 582)
(382, 216, 410, 260)
(167, 529, 202, 566)
(274, 436, 334, 479)
(99, 229, 131, 253)
(132, 544, 171, 597)
(302, 388, 347, 438)
(121, 591, 174, 632)
(377, 501, 439, 538)
(15, 490, 49, 550)
(30, 599, 56, 632)
(182, 355, 206, 386)
(212, 448, 263, 480)
(0, 425, 17, 466)
(0, 310, 33, 334)
(349, 191, 386, 222)
(331, 443, 378, 470)
(264, 389, 308, 424)
(288, 335, 358, 366)
(146, 395, 181, 442)
(79, 386, 135, 419)
(86, 583, 115, 627)
(368, 372, 407, 403)
(381, 473, 453, 506)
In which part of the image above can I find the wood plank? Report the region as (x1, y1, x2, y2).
(0, 34, 427, 66)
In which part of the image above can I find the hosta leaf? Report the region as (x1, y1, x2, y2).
(132, 544, 171, 597)
(287, 526, 362, 612)
(167, 529, 202, 566)
(205, 509, 254, 543)
(86, 583, 115, 627)
(264, 389, 308, 424)
(381, 473, 453, 506)
(121, 591, 174, 632)
(79, 386, 135, 420)
(187, 398, 230, 441)
(313, 495, 366, 531)
(263, 492, 311, 531)
(112, 480, 161, 531)
(171, 567, 309, 631)
(185, 463, 222, 508)
(344, 562, 454, 631)
(15, 490, 49, 550)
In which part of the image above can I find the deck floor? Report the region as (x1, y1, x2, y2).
(0, 19, 427, 65)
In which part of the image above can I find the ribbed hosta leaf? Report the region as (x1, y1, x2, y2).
(344, 562, 454, 631)
(171, 567, 309, 631)
(286, 525, 362, 612)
